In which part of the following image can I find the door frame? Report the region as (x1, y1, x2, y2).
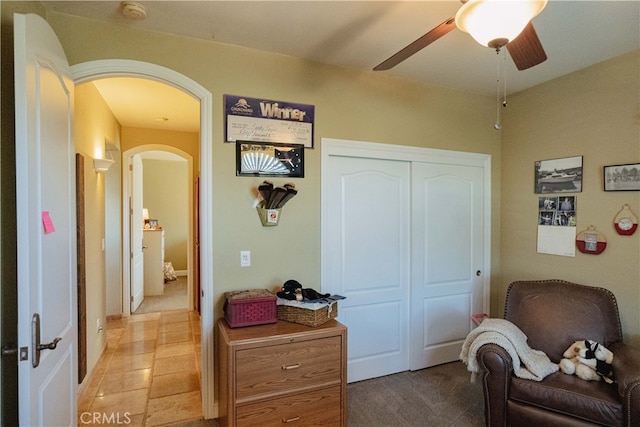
(71, 60, 215, 418)
(122, 145, 195, 314)
(321, 138, 491, 377)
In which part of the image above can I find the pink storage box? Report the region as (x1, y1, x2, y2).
(223, 289, 277, 328)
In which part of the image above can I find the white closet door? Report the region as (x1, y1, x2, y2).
(324, 155, 411, 383)
(410, 161, 486, 370)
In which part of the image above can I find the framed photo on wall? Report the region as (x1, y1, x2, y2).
(236, 141, 304, 178)
(534, 156, 583, 194)
(604, 163, 640, 191)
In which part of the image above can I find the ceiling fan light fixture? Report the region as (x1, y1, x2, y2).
(455, 0, 547, 48)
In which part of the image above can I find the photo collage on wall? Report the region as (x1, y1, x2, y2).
(538, 196, 577, 227)
(535, 156, 582, 257)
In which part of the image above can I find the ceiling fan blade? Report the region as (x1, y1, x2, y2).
(373, 17, 457, 71)
(506, 22, 547, 71)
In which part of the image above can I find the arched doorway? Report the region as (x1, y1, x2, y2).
(71, 60, 215, 418)
(122, 145, 194, 315)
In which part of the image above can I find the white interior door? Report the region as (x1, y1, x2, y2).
(131, 155, 144, 312)
(14, 13, 77, 426)
(410, 162, 486, 369)
(324, 155, 410, 383)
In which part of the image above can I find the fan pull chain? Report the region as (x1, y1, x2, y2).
(503, 49, 508, 109)
(494, 47, 508, 130)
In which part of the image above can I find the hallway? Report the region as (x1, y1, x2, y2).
(77, 310, 203, 426)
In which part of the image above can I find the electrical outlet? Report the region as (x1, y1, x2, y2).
(96, 319, 102, 333)
(240, 250, 251, 267)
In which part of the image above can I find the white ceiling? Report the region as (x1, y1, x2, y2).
(49, 1, 640, 133)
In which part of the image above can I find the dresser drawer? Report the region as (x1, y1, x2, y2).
(236, 386, 341, 427)
(236, 336, 342, 401)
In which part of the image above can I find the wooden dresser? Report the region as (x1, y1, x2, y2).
(217, 319, 347, 427)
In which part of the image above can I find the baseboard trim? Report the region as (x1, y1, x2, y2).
(175, 270, 188, 276)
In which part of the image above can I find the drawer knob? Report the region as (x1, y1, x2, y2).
(281, 363, 301, 370)
(282, 415, 301, 423)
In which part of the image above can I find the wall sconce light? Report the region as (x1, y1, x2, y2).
(93, 158, 115, 173)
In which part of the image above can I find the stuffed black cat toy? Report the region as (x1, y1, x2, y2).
(277, 279, 329, 302)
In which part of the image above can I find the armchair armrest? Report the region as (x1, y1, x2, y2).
(609, 342, 640, 426)
(477, 343, 515, 427)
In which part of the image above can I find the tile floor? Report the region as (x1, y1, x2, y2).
(77, 310, 204, 426)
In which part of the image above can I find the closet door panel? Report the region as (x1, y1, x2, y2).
(410, 162, 486, 370)
(324, 155, 411, 383)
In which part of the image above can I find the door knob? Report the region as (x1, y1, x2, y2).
(37, 337, 62, 351)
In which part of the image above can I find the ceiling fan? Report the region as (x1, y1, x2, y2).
(374, 0, 548, 72)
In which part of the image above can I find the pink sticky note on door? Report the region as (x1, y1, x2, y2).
(42, 211, 55, 234)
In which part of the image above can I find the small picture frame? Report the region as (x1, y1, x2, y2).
(584, 232, 598, 252)
(604, 163, 640, 191)
(236, 141, 304, 178)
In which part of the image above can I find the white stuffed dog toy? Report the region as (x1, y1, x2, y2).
(559, 340, 615, 384)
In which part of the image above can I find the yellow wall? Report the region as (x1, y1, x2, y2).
(142, 158, 189, 271)
(501, 50, 640, 345)
(122, 127, 200, 170)
(47, 11, 502, 322)
(74, 82, 122, 376)
(122, 126, 199, 281)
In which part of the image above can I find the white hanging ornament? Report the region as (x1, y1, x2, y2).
(613, 204, 637, 236)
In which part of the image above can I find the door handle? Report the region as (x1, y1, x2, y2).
(31, 313, 62, 368)
(37, 337, 62, 351)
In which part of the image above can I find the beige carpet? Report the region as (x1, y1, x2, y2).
(133, 276, 188, 315)
(160, 361, 484, 427)
(347, 361, 484, 426)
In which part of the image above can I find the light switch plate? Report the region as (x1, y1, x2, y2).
(240, 250, 251, 267)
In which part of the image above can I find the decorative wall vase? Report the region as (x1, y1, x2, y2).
(613, 204, 637, 236)
(576, 225, 606, 255)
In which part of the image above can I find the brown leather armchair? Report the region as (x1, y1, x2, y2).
(477, 280, 640, 426)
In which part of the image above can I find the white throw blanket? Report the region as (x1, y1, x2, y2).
(459, 318, 558, 382)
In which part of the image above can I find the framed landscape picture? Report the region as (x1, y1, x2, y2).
(604, 163, 640, 191)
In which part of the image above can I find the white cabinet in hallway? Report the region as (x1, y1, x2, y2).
(143, 229, 165, 296)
